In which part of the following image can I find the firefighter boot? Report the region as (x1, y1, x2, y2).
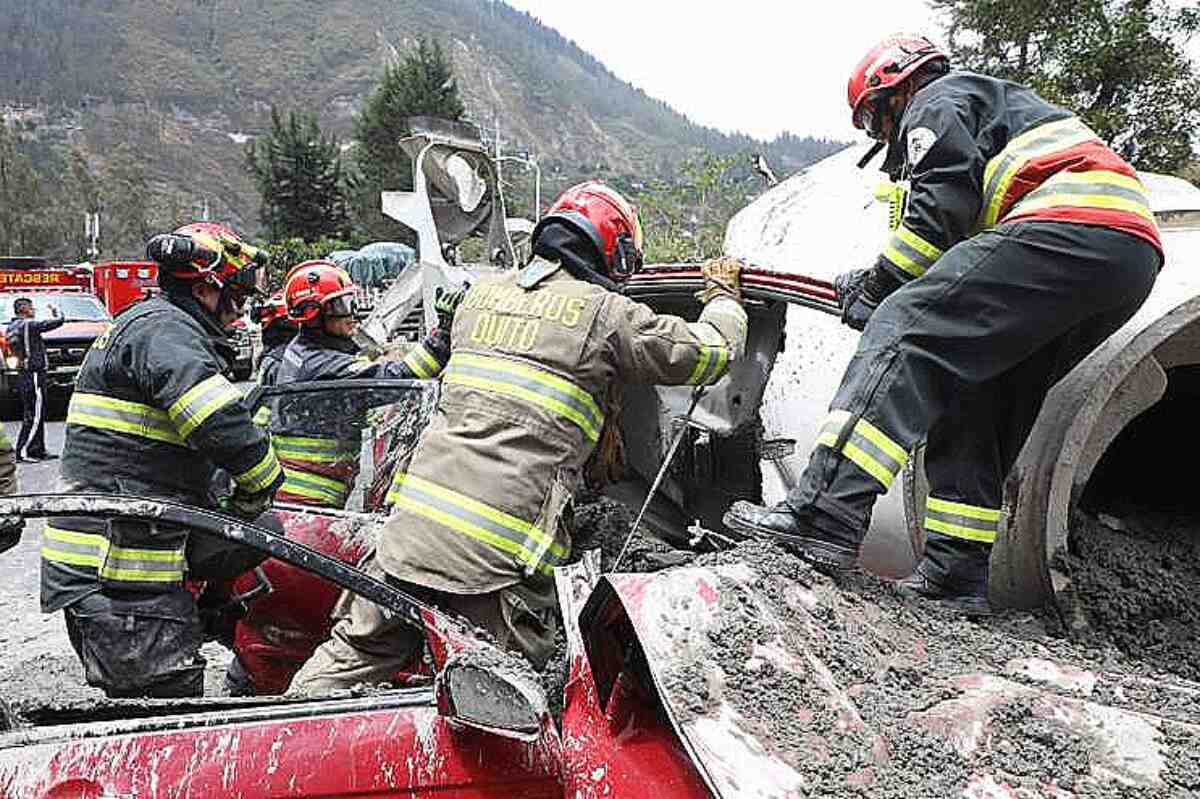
(896, 532, 993, 616)
(723, 501, 860, 571)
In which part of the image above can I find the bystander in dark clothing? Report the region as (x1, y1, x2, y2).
(6, 298, 63, 461)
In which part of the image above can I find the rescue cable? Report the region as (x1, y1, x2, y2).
(612, 385, 707, 571)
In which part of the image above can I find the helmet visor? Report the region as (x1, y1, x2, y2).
(324, 294, 358, 319)
(857, 94, 891, 141)
(225, 263, 263, 295)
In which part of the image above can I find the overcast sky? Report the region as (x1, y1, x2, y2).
(503, 1, 1200, 143)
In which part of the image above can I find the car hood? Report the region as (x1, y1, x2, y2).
(43, 321, 110, 340)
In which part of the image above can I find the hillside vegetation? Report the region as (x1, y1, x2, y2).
(0, 0, 842, 254)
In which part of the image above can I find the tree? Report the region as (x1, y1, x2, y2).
(246, 107, 353, 242)
(933, 0, 1200, 173)
(353, 37, 465, 241)
(0, 120, 83, 258)
(633, 151, 748, 263)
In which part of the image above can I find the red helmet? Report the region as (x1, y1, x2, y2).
(532, 181, 644, 280)
(149, 222, 267, 292)
(252, 290, 292, 332)
(284, 261, 357, 325)
(848, 35, 948, 138)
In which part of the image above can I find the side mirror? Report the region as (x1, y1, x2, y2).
(434, 650, 545, 741)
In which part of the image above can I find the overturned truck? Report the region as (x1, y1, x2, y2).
(0, 135, 1198, 797)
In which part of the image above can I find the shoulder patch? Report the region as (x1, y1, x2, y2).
(906, 127, 938, 167)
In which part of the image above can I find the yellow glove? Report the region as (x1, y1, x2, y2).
(697, 256, 743, 304)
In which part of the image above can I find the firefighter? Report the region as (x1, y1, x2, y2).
(42, 222, 285, 698)
(251, 290, 296, 388)
(289, 182, 747, 695)
(270, 260, 461, 509)
(724, 35, 1162, 614)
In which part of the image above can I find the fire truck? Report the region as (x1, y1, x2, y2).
(85, 260, 160, 316)
(0, 257, 112, 404)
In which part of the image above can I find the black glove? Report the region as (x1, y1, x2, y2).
(197, 583, 249, 648)
(220, 489, 274, 521)
(833, 266, 901, 332)
(434, 283, 470, 331)
(0, 515, 23, 556)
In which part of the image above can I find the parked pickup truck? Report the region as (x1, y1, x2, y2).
(0, 290, 111, 402)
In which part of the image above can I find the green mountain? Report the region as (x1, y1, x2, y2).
(0, 0, 843, 252)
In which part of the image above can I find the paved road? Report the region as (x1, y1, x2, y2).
(0, 419, 87, 708)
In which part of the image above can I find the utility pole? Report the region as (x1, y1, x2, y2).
(494, 109, 502, 185)
(84, 212, 100, 261)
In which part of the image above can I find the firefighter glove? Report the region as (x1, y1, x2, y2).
(0, 515, 23, 556)
(434, 283, 470, 331)
(222, 488, 274, 521)
(834, 266, 900, 332)
(197, 584, 249, 649)
(697, 256, 743, 304)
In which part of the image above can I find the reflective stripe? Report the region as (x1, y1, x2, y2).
(685, 322, 732, 386)
(273, 435, 359, 464)
(168, 374, 243, 439)
(41, 526, 105, 569)
(386, 473, 566, 577)
(1006, 169, 1155, 223)
(815, 409, 908, 490)
(924, 496, 1000, 544)
(347, 356, 374, 375)
(281, 467, 349, 506)
(402, 344, 441, 379)
(252, 405, 272, 427)
(234, 447, 283, 493)
(981, 117, 1101, 228)
(443, 353, 604, 443)
(42, 525, 185, 584)
(67, 392, 185, 447)
(883, 225, 945, 278)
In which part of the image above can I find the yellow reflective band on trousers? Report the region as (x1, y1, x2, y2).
(41, 525, 185, 585)
(234, 447, 283, 493)
(402, 344, 442, 379)
(386, 473, 567, 577)
(883, 225, 945, 278)
(281, 466, 349, 507)
(981, 117, 1101, 228)
(168, 373, 244, 439)
(443, 353, 605, 444)
(924, 496, 1001, 544)
(1005, 169, 1156, 224)
(816, 409, 909, 490)
(685, 321, 732, 386)
(67, 392, 186, 447)
(273, 435, 359, 465)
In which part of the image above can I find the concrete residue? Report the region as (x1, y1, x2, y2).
(1055, 507, 1200, 681)
(603, 535, 1200, 798)
(572, 495, 683, 573)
